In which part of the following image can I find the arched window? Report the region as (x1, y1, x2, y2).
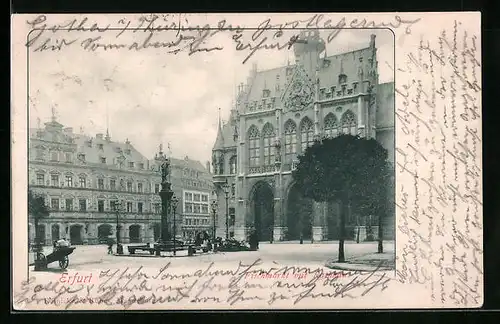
(284, 120, 297, 156)
(229, 156, 237, 174)
(248, 126, 260, 167)
(340, 110, 357, 135)
(300, 117, 314, 152)
(262, 123, 275, 165)
(324, 113, 339, 138)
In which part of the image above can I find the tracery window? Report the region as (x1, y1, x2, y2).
(340, 110, 357, 135)
(300, 117, 314, 152)
(324, 113, 339, 138)
(262, 123, 275, 165)
(248, 126, 260, 167)
(284, 120, 297, 156)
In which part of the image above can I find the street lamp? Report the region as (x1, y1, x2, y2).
(210, 199, 218, 241)
(171, 195, 179, 256)
(115, 201, 123, 255)
(222, 179, 230, 240)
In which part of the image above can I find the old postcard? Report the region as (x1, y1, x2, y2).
(11, 12, 482, 310)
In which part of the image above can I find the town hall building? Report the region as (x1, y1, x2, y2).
(212, 31, 395, 242)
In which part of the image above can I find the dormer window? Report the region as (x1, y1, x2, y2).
(353, 82, 358, 93)
(97, 144, 103, 150)
(339, 74, 347, 84)
(100, 157, 106, 164)
(87, 140, 92, 148)
(129, 162, 134, 168)
(263, 89, 270, 98)
(125, 149, 131, 155)
(77, 153, 86, 161)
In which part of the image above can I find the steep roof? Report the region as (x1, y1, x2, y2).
(72, 134, 149, 170)
(213, 116, 225, 150)
(242, 47, 374, 105)
(170, 156, 208, 173)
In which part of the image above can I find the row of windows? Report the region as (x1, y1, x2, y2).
(35, 174, 150, 193)
(184, 192, 209, 202)
(184, 203, 209, 214)
(48, 198, 145, 213)
(185, 218, 211, 226)
(248, 111, 357, 165)
(34, 150, 145, 169)
(180, 179, 211, 189)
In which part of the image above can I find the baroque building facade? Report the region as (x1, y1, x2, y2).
(28, 117, 212, 245)
(212, 31, 395, 242)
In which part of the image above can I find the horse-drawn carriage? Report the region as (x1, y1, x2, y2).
(34, 246, 76, 270)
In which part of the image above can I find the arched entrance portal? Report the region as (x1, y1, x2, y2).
(51, 224, 60, 241)
(129, 225, 141, 243)
(286, 184, 313, 240)
(98, 224, 113, 241)
(250, 181, 274, 242)
(70, 225, 83, 245)
(153, 223, 161, 241)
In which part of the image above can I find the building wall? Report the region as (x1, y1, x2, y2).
(28, 121, 212, 246)
(212, 33, 395, 242)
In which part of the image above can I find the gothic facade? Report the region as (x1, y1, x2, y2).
(212, 31, 395, 242)
(28, 118, 212, 245)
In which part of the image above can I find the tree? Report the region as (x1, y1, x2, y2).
(292, 134, 390, 262)
(28, 189, 50, 251)
(352, 161, 394, 253)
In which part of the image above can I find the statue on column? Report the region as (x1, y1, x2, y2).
(160, 159, 170, 183)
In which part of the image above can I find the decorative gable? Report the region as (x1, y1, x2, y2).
(281, 65, 315, 112)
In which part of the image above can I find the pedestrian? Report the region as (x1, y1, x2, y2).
(107, 238, 114, 255)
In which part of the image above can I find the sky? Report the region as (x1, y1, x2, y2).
(28, 21, 394, 165)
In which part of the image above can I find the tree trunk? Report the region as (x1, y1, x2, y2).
(338, 199, 347, 263)
(34, 218, 41, 254)
(355, 212, 360, 243)
(377, 213, 384, 253)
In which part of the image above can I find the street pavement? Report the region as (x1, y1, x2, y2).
(30, 240, 395, 272)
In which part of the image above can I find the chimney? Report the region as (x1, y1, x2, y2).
(96, 133, 103, 139)
(370, 34, 376, 48)
(206, 161, 211, 173)
(64, 127, 73, 134)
